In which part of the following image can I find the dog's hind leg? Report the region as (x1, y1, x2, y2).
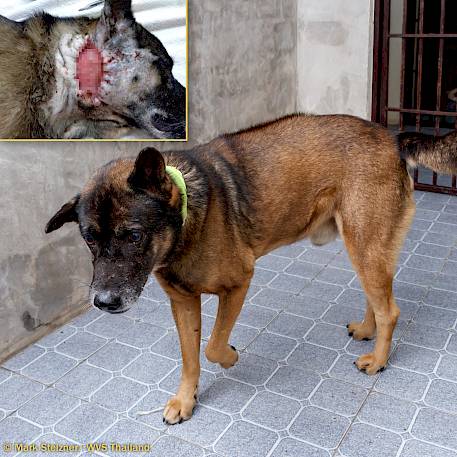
(162, 293, 201, 424)
(205, 279, 251, 368)
(336, 196, 415, 375)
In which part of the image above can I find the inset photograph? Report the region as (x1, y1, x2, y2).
(0, 0, 187, 140)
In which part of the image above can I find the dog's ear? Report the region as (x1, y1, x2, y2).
(128, 148, 168, 194)
(45, 195, 80, 234)
(100, 0, 134, 26)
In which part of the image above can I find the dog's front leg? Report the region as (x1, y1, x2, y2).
(163, 293, 201, 424)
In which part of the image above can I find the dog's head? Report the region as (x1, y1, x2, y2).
(75, 0, 186, 138)
(45, 148, 183, 313)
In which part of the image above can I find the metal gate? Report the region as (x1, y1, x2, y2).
(372, 0, 457, 195)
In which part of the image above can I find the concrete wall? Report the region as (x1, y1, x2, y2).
(0, 0, 297, 360)
(296, 0, 375, 119)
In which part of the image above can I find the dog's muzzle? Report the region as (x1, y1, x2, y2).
(93, 291, 126, 313)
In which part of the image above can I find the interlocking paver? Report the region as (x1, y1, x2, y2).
(2, 193, 457, 456)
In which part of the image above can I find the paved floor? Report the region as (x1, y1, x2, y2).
(1, 191, 457, 457)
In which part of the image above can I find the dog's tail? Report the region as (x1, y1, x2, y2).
(397, 130, 457, 176)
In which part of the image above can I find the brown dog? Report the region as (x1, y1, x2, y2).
(45, 114, 457, 424)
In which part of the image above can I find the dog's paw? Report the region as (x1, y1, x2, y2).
(354, 352, 386, 375)
(346, 321, 376, 341)
(205, 344, 239, 369)
(163, 394, 196, 425)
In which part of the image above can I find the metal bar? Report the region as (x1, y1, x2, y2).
(399, 0, 408, 131)
(380, 0, 391, 126)
(416, 0, 425, 132)
(415, 182, 457, 196)
(389, 33, 457, 38)
(386, 107, 457, 116)
(371, 0, 382, 122)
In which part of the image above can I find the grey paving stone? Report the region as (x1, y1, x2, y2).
(412, 407, 457, 450)
(267, 312, 313, 338)
(424, 288, 457, 311)
(393, 281, 427, 301)
(336, 289, 366, 309)
(266, 364, 321, 400)
(414, 305, 457, 329)
(55, 363, 111, 400)
(91, 376, 148, 412)
(86, 314, 134, 339)
(311, 378, 367, 416)
(88, 341, 141, 371)
(417, 200, 445, 211)
(129, 389, 171, 431)
(397, 267, 436, 287)
(289, 406, 349, 448)
(437, 354, 457, 381)
(425, 379, 457, 414)
(147, 436, 204, 457)
(300, 281, 344, 302)
(406, 229, 426, 242)
(400, 439, 457, 457)
(316, 267, 355, 286)
(242, 390, 300, 430)
(123, 296, 160, 320)
(225, 353, 277, 386)
(36, 326, 77, 348)
(201, 314, 216, 340)
(226, 324, 259, 350)
(237, 303, 278, 328)
(330, 252, 355, 270)
(305, 323, 350, 350)
(117, 322, 166, 349)
(0, 374, 43, 411)
(0, 417, 41, 456)
(122, 352, 175, 384)
(247, 332, 296, 361)
(329, 354, 377, 389)
(143, 278, 168, 302)
(32, 433, 82, 457)
(199, 378, 255, 413)
(269, 273, 307, 294)
(299, 248, 336, 265)
(288, 342, 338, 373)
(55, 402, 117, 443)
(402, 323, 450, 350)
(449, 334, 457, 354)
(21, 352, 77, 385)
(322, 305, 364, 328)
(272, 242, 307, 258)
(70, 307, 103, 328)
(450, 248, 457, 262)
(55, 332, 107, 360)
(18, 388, 79, 426)
(390, 344, 439, 374)
(257, 254, 292, 271)
(442, 261, 457, 277)
(2, 345, 45, 371)
(406, 254, 445, 271)
(140, 303, 176, 329)
(414, 243, 451, 258)
(285, 260, 323, 279)
(159, 367, 216, 396)
(375, 366, 429, 402)
(214, 420, 278, 457)
(169, 405, 231, 447)
(423, 232, 456, 246)
(415, 208, 440, 221)
(0, 368, 10, 384)
(412, 219, 432, 230)
(251, 267, 277, 286)
(434, 274, 457, 293)
(98, 418, 159, 456)
(151, 332, 182, 360)
(270, 438, 330, 457)
(397, 299, 420, 321)
(359, 392, 417, 433)
(339, 423, 402, 457)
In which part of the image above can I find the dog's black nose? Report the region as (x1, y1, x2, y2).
(94, 293, 122, 312)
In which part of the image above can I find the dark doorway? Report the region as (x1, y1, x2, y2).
(372, 0, 457, 195)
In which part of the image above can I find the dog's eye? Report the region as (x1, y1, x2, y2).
(128, 231, 143, 243)
(85, 234, 96, 245)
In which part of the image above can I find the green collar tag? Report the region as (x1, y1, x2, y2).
(165, 165, 188, 225)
